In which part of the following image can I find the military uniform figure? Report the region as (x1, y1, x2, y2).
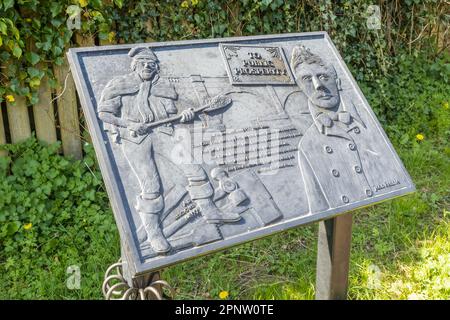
(291, 45, 404, 213)
(98, 47, 240, 254)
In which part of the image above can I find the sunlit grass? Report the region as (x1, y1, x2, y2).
(164, 139, 449, 300)
(0, 130, 448, 300)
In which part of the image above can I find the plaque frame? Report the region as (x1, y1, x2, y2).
(67, 31, 415, 283)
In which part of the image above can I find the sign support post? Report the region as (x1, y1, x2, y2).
(315, 213, 353, 300)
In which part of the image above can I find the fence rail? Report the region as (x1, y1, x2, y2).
(0, 34, 109, 159)
(0, 20, 447, 160)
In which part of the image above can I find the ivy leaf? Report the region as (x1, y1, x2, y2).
(48, 78, 58, 88)
(50, 18, 64, 28)
(18, 86, 29, 96)
(11, 25, 19, 40)
(29, 78, 41, 88)
(29, 92, 39, 105)
(79, 0, 89, 8)
(12, 45, 22, 58)
(32, 19, 41, 29)
(6, 221, 20, 236)
(98, 31, 108, 40)
(50, 2, 63, 18)
(3, 0, 15, 11)
(0, 51, 9, 61)
(51, 46, 62, 57)
(27, 67, 42, 79)
(0, 20, 7, 35)
(54, 57, 64, 66)
(90, 0, 102, 8)
(18, 70, 27, 80)
(66, 5, 82, 19)
(114, 0, 123, 9)
(25, 52, 41, 66)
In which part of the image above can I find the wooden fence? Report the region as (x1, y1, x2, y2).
(0, 34, 112, 160)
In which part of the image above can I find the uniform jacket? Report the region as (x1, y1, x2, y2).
(98, 72, 178, 144)
(298, 100, 405, 213)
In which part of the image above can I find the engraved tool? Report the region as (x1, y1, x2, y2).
(129, 94, 232, 137)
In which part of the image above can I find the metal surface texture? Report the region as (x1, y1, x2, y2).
(67, 32, 415, 283)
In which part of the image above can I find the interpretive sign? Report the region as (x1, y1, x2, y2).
(68, 32, 414, 284)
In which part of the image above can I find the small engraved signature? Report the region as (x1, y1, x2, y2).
(374, 178, 400, 192)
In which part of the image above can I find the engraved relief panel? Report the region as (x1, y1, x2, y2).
(69, 33, 414, 277)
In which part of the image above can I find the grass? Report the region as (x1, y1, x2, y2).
(2, 135, 447, 300)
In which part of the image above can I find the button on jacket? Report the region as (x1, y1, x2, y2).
(299, 113, 372, 213)
(298, 100, 407, 213)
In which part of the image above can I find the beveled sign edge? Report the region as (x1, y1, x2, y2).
(134, 185, 414, 276)
(67, 31, 416, 278)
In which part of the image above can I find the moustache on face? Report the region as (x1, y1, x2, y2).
(312, 88, 333, 100)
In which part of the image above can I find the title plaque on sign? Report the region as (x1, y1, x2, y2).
(67, 32, 414, 283)
(220, 44, 295, 85)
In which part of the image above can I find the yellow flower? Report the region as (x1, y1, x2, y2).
(416, 133, 424, 141)
(191, 0, 199, 5)
(219, 290, 229, 299)
(5, 95, 15, 102)
(79, 0, 89, 8)
(443, 102, 449, 110)
(181, 1, 189, 8)
(24, 223, 32, 230)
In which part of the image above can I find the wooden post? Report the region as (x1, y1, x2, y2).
(54, 60, 83, 160)
(0, 104, 7, 156)
(315, 213, 353, 300)
(24, 37, 58, 145)
(33, 65, 57, 144)
(100, 35, 117, 46)
(75, 33, 96, 145)
(6, 96, 32, 143)
(75, 33, 95, 47)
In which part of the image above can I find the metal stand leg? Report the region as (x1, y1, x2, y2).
(102, 259, 175, 300)
(315, 213, 352, 300)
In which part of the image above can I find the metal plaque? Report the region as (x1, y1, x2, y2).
(219, 44, 295, 85)
(68, 32, 415, 283)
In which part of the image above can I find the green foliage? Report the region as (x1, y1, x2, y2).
(0, 0, 449, 300)
(0, 1, 448, 105)
(348, 139, 450, 300)
(0, 138, 119, 299)
(0, 0, 111, 104)
(358, 51, 450, 143)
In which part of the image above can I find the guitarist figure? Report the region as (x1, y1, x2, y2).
(98, 46, 241, 254)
